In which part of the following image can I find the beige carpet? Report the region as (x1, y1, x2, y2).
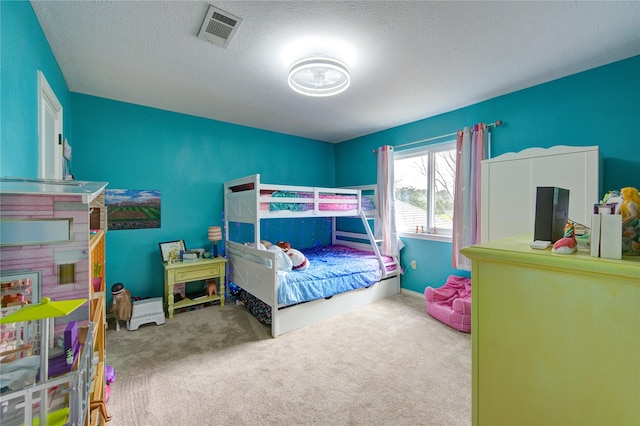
(104, 292, 471, 425)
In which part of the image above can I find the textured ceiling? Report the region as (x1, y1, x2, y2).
(30, 1, 640, 143)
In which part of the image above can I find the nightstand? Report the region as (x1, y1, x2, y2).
(162, 257, 227, 319)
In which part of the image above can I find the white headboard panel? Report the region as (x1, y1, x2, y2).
(481, 145, 600, 242)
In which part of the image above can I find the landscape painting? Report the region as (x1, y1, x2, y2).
(105, 189, 161, 230)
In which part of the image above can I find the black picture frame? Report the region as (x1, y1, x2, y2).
(159, 239, 186, 263)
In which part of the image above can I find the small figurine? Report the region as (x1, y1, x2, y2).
(168, 247, 179, 264)
(552, 220, 577, 254)
(205, 279, 217, 297)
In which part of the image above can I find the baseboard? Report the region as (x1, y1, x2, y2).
(401, 288, 424, 298)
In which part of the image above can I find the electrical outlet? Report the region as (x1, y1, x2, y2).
(410, 260, 416, 270)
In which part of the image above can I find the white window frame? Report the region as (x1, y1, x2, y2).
(394, 141, 456, 242)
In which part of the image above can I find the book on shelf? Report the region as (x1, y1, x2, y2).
(185, 291, 209, 300)
(186, 292, 206, 300)
(193, 294, 210, 301)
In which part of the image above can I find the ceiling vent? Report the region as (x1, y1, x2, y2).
(197, 5, 242, 48)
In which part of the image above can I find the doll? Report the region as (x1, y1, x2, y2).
(111, 282, 132, 331)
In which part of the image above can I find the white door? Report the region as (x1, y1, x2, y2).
(38, 70, 63, 180)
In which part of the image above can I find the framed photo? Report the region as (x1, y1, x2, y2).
(159, 240, 186, 263)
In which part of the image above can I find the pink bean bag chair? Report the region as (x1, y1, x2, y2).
(424, 275, 472, 333)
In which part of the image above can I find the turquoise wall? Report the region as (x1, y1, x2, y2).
(2, 2, 639, 299)
(71, 94, 335, 300)
(0, 1, 72, 177)
(336, 55, 640, 294)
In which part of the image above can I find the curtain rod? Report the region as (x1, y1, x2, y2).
(373, 119, 503, 154)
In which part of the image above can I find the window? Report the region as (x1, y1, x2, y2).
(58, 263, 75, 285)
(394, 141, 456, 237)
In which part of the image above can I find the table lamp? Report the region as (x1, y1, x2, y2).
(208, 226, 222, 257)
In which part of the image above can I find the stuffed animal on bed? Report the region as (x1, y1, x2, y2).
(260, 240, 293, 272)
(276, 241, 310, 270)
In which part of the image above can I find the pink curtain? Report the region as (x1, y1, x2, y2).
(452, 124, 487, 270)
(377, 145, 397, 255)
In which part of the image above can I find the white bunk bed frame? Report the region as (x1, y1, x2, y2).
(224, 174, 400, 337)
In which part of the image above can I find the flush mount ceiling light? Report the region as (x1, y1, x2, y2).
(288, 56, 350, 97)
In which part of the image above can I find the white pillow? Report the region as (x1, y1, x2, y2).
(242, 241, 291, 271)
(242, 242, 268, 265)
(267, 245, 293, 272)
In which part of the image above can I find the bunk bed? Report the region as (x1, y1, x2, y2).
(224, 174, 400, 337)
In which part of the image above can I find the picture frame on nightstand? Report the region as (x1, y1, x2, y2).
(159, 239, 186, 263)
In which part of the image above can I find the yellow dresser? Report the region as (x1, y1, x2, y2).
(461, 235, 640, 426)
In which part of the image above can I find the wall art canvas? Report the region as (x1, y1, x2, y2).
(106, 189, 161, 230)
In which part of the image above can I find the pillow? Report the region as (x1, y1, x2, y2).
(241, 242, 269, 265)
(259, 240, 272, 249)
(242, 241, 292, 271)
(361, 196, 376, 211)
(267, 245, 292, 272)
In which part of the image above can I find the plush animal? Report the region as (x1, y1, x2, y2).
(620, 187, 640, 255)
(620, 187, 640, 224)
(276, 241, 310, 270)
(552, 220, 577, 254)
(275, 241, 290, 251)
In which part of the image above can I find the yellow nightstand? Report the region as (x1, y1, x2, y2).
(163, 257, 227, 319)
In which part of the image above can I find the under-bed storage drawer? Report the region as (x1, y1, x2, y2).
(174, 264, 220, 282)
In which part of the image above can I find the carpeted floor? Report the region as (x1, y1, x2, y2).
(104, 292, 471, 425)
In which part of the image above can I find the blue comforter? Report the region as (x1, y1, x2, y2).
(277, 245, 384, 306)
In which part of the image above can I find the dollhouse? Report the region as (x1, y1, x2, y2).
(0, 177, 108, 425)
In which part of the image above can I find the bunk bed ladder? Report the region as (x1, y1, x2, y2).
(358, 210, 398, 279)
